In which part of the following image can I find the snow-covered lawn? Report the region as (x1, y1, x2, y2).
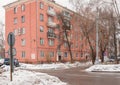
(86, 64, 120, 72)
(0, 61, 92, 85)
(20, 62, 92, 70)
(0, 69, 67, 85)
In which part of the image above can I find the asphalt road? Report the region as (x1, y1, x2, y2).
(36, 66, 120, 85)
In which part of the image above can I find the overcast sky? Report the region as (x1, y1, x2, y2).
(0, 0, 70, 23)
(0, 0, 119, 24)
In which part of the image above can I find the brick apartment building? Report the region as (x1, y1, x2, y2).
(4, 0, 90, 63)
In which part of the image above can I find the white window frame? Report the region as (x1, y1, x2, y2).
(21, 4, 25, 11)
(21, 51, 26, 58)
(40, 14, 44, 21)
(40, 2, 44, 9)
(14, 18, 17, 24)
(40, 26, 44, 32)
(64, 52, 68, 57)
(40, 38, 44, 45)
(48, 39, 54, 46)
(21, 16, 25, 23)
(14, 29, 18, 36)
(49, 52, 54, 57)
(21, 27, 25, 34)
(40, 51, 44, 57)
(14, 7, 17, 14)
(21, 39, 26, 46)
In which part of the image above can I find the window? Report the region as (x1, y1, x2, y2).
(21, 27, 25, 34)
(14, 18, 17, 24)
(14, 29, 18, 35)
(21, 4, 25, 11)
(21, 39, 26, 46)
(48, 39, 54, 46)
(64, 52, 68, 57)
(18, 28, 21, 35)
(48, 16, 53, 22)
(80, 52, 83, 57)
(40, 14, 44, 21)
(40, 51, 44, 57)
(48, 28, 54, 33)
(40, 2, 44, 9)
(21, 16, 25, 23)
(40, 26, 44, 32)
(64, 42, 68, 48)
(14, 7, 17, 14)
(76, 53, 78, 57)
(49, 52, 54, 57)
(76, 42, 78, 48)
(21, 51, 26, 58)
(40, 38, 44, 45)
(48, 6, 53, 10)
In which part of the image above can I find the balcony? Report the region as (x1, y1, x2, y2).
(63, 20, 71, 30)
(62, 11, 71, 21)
(47, 21, 57, 28)
(47, 32, 56, 38)
(47, 9, 56, 17)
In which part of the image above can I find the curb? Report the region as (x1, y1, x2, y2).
(91, 71, 120, 73)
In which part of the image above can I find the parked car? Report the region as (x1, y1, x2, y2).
(108, 55, 120, 62)
(4, 58, 19, 67)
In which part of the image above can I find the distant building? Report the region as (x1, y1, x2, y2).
(4, 0, 90, 63)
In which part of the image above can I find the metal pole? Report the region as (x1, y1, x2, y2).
(36, 0, 38, 62)
(95, 7, 99, 64)
(10, 34, 13, 81)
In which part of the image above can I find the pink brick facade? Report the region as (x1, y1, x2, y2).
(4, 0, 90, 63)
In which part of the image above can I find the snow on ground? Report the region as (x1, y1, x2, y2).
(0, 69, 67, 85)
(86, 64, 120, 72)
(0, 61, 92, 85)
(0, 59, 4, 63)
(20, 61, 92, 70)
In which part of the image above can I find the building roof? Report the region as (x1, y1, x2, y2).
(3, 0, 74, 13)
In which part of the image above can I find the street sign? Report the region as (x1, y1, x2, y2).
(7, 32, 16, 81)
(8, 48, 16, 56)
(7, 32, 15, 46)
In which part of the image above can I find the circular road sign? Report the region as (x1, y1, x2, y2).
(8, 48, 17, 56)
(7, 32, 15, 46)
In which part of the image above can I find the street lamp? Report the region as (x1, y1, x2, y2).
(95, 1, 114, 64)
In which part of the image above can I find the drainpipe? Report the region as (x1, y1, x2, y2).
(36, 0, 38, 63)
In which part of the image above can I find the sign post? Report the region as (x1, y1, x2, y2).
(7, 32, 15, 81)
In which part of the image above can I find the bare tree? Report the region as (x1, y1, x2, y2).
(0, 21, 5, 58)
(57, 11, 73, 63)
(69, 0, 120, 64)
(70, 0, 99, 64)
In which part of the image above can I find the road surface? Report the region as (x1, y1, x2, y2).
(31, 66, 120, 85)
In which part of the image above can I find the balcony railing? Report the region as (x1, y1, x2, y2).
(62, 11, 71, 21)
(47, 32, 56, 38)
(47, 21, 57, 28)
(63, 20, 71, 30)
(47, 9, 56, 16)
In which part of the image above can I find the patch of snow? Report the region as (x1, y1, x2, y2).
(0, 59, 4, 64)
(0, 70, 67, 85)
(20, 62, 92, 70)
(86, 64, 120, 72)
